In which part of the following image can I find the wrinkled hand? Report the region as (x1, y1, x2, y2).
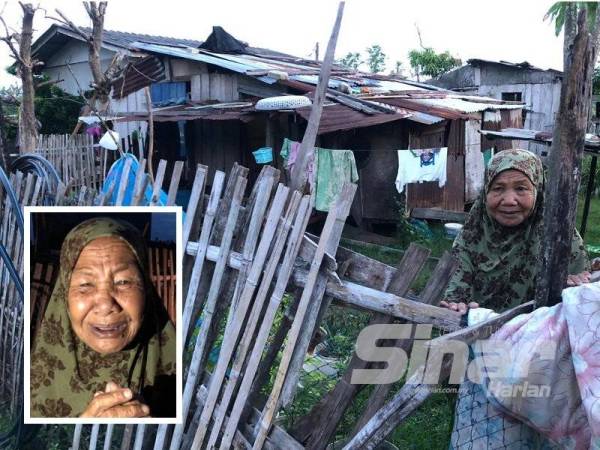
(80, 381, 150, 418)
(567, 271, 591, 286)
(439, 301, 479, 315)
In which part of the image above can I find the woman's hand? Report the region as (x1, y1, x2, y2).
(567, 271, 591, 286)
(80, 382, 150, 418)
(439, 301, 479, 315)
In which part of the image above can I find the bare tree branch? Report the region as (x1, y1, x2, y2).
(53, 8, 91, 42)
(34, 78, 64, 89)
(0, 15, 26, 66)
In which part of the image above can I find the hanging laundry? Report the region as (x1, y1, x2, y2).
(280, 138, 301, 168)
(314, 148, 359, 212)
(280, 138, 314, 188)
(279, 138, 359, 210)
(395, 147, 447, 193)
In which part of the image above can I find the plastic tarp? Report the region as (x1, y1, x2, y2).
(101, 154, 168, 206)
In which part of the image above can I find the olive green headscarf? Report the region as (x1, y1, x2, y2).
(30, 217, 176, 417)
(444, 149, 589, 311)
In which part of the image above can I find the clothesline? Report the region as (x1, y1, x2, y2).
(282, 143, 486, 152)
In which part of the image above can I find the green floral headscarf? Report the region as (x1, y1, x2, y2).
(30, 217, 176, 417)
(444, 149, 589, 311)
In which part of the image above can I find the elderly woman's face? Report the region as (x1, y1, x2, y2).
(486, 169, 536, 227)
(67, 236, 145, 354)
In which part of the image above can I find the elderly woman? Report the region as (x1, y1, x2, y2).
(439, 149, 591, 449)
(30, 218, 176, 418)
(441, 148, 590, 315)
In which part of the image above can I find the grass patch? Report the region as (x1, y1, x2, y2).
(280, 220, 456, 449)
(577, 194, 600, 258)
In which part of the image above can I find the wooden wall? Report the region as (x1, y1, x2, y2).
(406, 120, 465, 212)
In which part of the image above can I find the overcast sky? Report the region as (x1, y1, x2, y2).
(0, 0, 563, 88)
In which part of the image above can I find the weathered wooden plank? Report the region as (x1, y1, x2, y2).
(103, 424, 114, 450)
(181, 171, 225, 341)
(349, 250, 458, 437)
(252, 183, 356, 450)
(182, 164, 207, 250)
(292, 244, 431, 447)
(72, 423, 83, 450)
(131, 157, 148, 206)
(290, 1, 345, 192)
(410, 208, 467, 223)
(120, 424, 134, 450)
(191, 184, 290, 448)
(89, 424, 100, 450)
(419, 251, 459, 305)
(220, 195, 311, 449)
(149, 160, 167, 206)
(115, 157, 132, 206)
(535, 11, 596, 306)
(207, 191, 303, 449)
(166, 160, 184, 206)
(132, 424, 146, 450)
(169, 175, 246, 450)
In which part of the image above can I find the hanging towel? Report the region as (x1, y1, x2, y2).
(314, 148, 359, 212)
(280, 138, 316, 189)
(280, 138, 301, 168)
(395, 147, 447, 193)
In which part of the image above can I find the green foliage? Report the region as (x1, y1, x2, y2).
(408, 47, 462, 79)
(545, 2, 598, 36)
(0, 84, 20, 140)
(366, 44, 386, 73)
(0, 77, 84, 142)
(577, 192, 600, 257)
(339, 52, 362, 70)
(34, 78, 85, 135)
(581, 154, 600, 194)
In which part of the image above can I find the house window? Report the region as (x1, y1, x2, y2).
(501, 92, 522, 102)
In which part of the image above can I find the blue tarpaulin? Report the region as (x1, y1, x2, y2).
(101, 154, 168, 205)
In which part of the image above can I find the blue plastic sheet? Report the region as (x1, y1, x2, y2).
(101, 154, 168, 205)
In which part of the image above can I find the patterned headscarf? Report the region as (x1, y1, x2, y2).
(30, 217, 176, 417)
(444, 149, 589, 311)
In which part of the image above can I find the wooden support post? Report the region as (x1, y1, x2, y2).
(290, 2, 345, 192)
(535, 10, 597, 306)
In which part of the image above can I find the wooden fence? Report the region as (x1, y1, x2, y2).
(0, 156, 532, 449)
(34, 134, 109, 193)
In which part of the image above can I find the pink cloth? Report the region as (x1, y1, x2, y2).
(479, 282, 600, 449)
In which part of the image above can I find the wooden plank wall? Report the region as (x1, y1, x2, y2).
(406, 120, 465, 212)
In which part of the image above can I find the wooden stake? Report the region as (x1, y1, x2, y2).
(290, 2, 345, 192)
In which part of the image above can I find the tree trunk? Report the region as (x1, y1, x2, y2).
(17, 3, 37, 153)
(535, 10, 597, 306)
(86, 2, 109, 111)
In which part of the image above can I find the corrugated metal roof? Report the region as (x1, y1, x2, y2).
(414, 97, 524, 113)
(479, 128, 600, 155)
(112, 56, 165, 99)
(294, 103, 411, 135)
